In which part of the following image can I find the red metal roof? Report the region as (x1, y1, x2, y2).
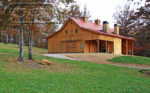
(71, 17, 135, 40)
(47, 17, 135, 40)
(71, 17, 103, 31)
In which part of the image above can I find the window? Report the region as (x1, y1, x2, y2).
(66, 30, 68, 35)
(75, 29, 78, 33)
(80, 44, 84, 48)
(60, 45, 62, 49)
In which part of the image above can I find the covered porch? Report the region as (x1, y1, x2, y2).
(122, 39, 134, 55)
(84, 40, 114, 53)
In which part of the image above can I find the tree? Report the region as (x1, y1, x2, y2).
(134, 0, 150, 44)
(24, 0, 82, 60)
(113, 1, 136, 37)
(114, 0, 150, 56)
(0, 0, 85, 61)
(132, 0, 150, 56)
(2, 0, 82, 61)
(1, 0, 47, 61)
(0, 0, 14, 44)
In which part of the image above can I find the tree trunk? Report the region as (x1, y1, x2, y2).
(17, 34, 19, 45)
(1, 31, 5, 43)
(5, 31, 8, 44)
(28, 17, 34, 60)
(19, 17, 24, 62)
(28, 31, 33, 60)
(0, 32, 2, 42)
(14, 35, 16, 44)
(8, 35, 10, 43)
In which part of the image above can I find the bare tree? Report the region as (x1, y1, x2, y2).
(113, 2, 136, 37)
(114, 0, 150, 56)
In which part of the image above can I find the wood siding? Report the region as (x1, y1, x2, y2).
(84, 40, 98, 53)
(48, 20, 99, 53)
(114, 38, 122, 54)
(48, 19, 134, 55)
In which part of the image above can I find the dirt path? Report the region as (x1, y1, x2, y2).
(43, 54, 79, 61)
(44, 53, 150, 69)
(64, 53, 121, 63)
(64, 53, 150, 69)
(112, 64, 150, 69)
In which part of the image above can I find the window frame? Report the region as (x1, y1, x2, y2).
(66, 30, 68, 35)
(75, 29, 78, 33)
(60, 45, 62, 49)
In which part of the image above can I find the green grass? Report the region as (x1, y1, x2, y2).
(0, 43, 150, 93)
(109, 56, 150, 65)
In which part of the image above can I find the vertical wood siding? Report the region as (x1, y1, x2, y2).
(48, 20, 134, 55)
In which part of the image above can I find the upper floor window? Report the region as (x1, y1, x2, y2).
(66, 30, 68, 35)
(60, 45, 62, 49)
(75, 29, 78, 33)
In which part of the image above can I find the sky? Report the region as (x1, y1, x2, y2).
(75, 0, 128, 28)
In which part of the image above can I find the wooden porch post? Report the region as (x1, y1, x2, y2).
(132, 41, 134, 55)
(126, 40, 128, 55)
(97, 40, 99, 53)
(106, 41, 108, 52)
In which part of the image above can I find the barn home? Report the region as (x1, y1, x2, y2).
(47, 16, 135, 55)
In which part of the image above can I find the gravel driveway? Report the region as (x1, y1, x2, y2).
(43, 53, 150, 69)
(43, 54, 79, 61)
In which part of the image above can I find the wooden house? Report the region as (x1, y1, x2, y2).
(47, 17, 135, 55)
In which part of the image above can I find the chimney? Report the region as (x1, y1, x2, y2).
(95, 19, 101, 26)
(103, 21, 109, 33)
(81, 16, 88, 22)
(114, 24, 119, 35)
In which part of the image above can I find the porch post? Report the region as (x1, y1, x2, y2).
(97, 40, 99, 53)
(126, 40, 128, 55)
(106, 41, 108, 52)
(132, 41, 134, 55)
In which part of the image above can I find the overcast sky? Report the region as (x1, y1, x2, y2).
(75, 0, 128, 28)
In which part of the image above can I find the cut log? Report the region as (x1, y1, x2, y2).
(40, 59, 52, 66)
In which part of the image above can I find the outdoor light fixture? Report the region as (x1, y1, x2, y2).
(0, 2, 3, 7)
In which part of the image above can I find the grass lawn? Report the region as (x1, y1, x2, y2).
(0, 43, 150, 93)
(108, 56, 150, 65)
